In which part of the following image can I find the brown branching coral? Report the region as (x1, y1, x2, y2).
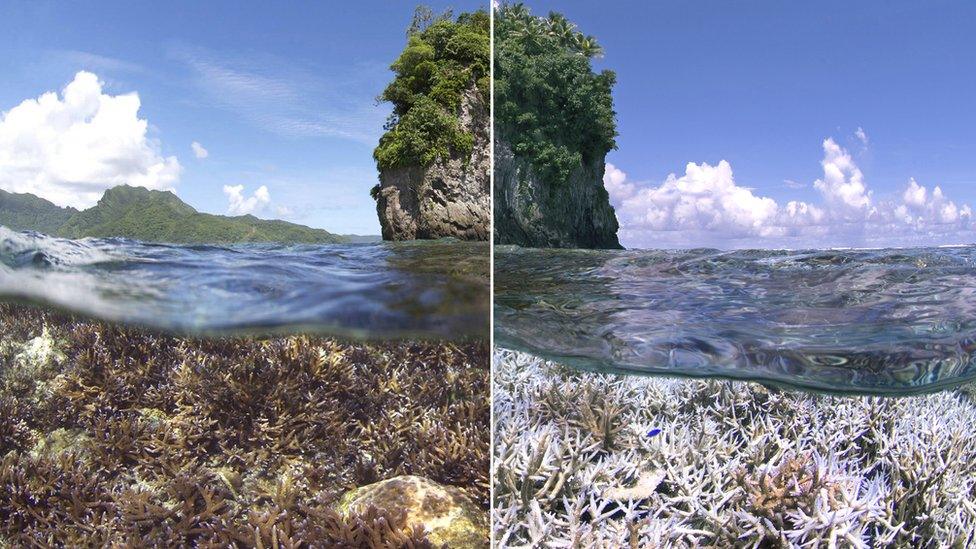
(733, 453, 847, 544)
(0, 303, 488, 546)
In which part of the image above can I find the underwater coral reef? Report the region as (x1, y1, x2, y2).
(0, 303, 488, 547)
(493, 348, 976, 548)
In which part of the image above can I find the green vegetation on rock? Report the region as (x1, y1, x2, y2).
(495, 3, 617, 186)
(0, 186, 344, 244)
(373, 6, 489, 171)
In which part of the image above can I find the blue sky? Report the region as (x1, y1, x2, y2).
(0, 1, 484, 235)
(517, 1, 976, 248)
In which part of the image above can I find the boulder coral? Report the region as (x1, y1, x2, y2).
(338, 475, 488, 547)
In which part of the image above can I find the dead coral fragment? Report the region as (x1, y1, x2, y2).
(29, 427, 92, 462)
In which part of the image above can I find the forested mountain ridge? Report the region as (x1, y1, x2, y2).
(0, 186, 347, 244)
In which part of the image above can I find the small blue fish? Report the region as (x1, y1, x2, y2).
(647, 428, 662, 438)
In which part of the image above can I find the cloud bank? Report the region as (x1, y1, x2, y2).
(606, 136, 973, 249)
(0, 71, 181, 209)
(223, 184, 270, 215)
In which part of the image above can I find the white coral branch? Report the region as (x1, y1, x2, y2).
(493, 348, 976, 547)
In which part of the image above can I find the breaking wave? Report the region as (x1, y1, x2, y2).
(0, 227, 488, 338)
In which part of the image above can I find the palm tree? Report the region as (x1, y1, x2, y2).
(575, 35, 604, 58)
(498, 4, 526, 37)
(504, 3, 530, 21)
(545, 12, 575, 44)
(505, 10, 547, 51)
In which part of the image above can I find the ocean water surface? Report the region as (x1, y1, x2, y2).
(0, 227, 488, 338)
(495, 245, 976, 395)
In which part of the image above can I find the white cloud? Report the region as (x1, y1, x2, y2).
(893, 178, 971, 226)
(902, 177, 928, 208)
(606, 134, 974, 249)
(855, 126, 869, 146)
(602, 163, 634, 200)
(783, 200, 826, 227)
(191, 141, 209, 159)
(608, 160, 781, 239)
(223, 184, 270, 215)
(0, 71, 181, 209)
(813, 138, 871, 216)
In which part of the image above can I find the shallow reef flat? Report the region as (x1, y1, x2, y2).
(0, 303, 488, 547)
(493, 348, 976, 548)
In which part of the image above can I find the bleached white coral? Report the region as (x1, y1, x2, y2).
(493, 349, 976, 547)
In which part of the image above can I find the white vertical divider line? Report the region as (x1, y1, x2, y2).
(488, 1, 496, 547)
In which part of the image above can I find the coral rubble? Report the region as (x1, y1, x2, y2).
(493, 348, 976, 547)
(0, 303, 488, 547)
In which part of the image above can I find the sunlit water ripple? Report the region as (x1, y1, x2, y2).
(0, 227, 488, 338)
(495, 245, 976, 395)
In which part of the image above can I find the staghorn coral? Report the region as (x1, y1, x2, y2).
(493, 348, 976, 548)
(0, 303, 488, 547)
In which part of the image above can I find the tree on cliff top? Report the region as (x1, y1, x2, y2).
(373, 6, 489, 172)
(495, 3, 617, 186)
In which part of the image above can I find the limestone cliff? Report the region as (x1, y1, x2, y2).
(373, 86, 490, 241)
(493, 139, 621, 249)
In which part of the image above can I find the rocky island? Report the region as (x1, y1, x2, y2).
(493, 5, 621, 249)
(371, 8, 490, 241)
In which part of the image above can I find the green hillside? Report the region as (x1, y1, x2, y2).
(0, 190, 78, 235)
(0, 186, 346, 244)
